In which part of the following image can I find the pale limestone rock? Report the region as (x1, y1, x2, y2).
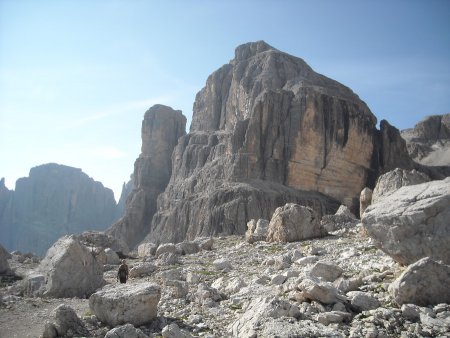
(107, 105, 186, 248)
(166, 280, 189, 298)
(309, 261, 343, 282)
(175, 241, 200, 255)
(347, 291, 380, 312)
(267, 203, 327, 243)
(194, 237, 214, 251)
(89, 282, 161, 326)
(129, 262, 157, 278)
(294, 256, 319, 266)
(271, 274, 287, 285)
(137, 243, 156, 257)
(321, 205, 359, 232)
(156, 252, 179, 266)
(372, 168, 430, 203)
(104, 324, 148, 338)
(359, 187, 372, 218)
(298, 278, 347, 304)
(104, 248, 120, 265)
(245, 218, 269, 243)
(213, 258, 232, 271)
(38, 235, 105, 298)
(401, 304, 421, 322)
(229, 296, 301, 337)
(363, 177, 450, 265)
(212, 277, 246, 295)
(156, 243, 177, 257)
(162, 323, 193, 338)
(317, 311, 352, 325)
(389, 257, 450, 306)
(52, 304, 89, 337)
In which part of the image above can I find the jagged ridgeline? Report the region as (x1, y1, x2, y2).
(110, 41, 416, 248)
(0, 164, 120, 255)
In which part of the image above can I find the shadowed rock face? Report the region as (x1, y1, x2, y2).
(0, 164, 117, 255)
(147, 41, 388, 244)
(107, 105, 186, 248)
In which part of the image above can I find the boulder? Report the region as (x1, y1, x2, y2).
(157, 252, 179, 266)
(0, 243, 12, 275)
(321, 205, 359, 232)
(52, 304, 89, 337)
(105, 324, 148, 338)
(89, 282, 161, 327)
(105, 248, 121, 265)
(389, 257, 450, 306)
(245, 218, 269, 243)
(297, 278, 347, 304)
(309, 261, 343, 282)
(359, 187, 372, 218)
(137, 242, 157, 257)
(38, 235, 105, 298)
(129, 262, 157, 278)
(362, 177, 450, 265)
(229, 297, 301, 337)
(317, 311, 352, 325)
(156, 243, 177, 257)
(195, 237, 214, 251)
(162, 323, 193, 338)
(211, 277, 246, 295)
(175, 241, 200, 255)
(347, 291, 380, 312)
(76, 231, 130, 256)
(22, 272, 46, 297)
(372, 168, 430, 203)
(213, 258, 232, 272)
(266, 203, 327, 243)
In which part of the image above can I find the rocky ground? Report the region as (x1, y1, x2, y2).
(1, 223, 449, 337)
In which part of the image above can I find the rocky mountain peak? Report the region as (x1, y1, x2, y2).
(401, 113, 450, 167)
(233, 40, 276, 61)
(191, 40, 373, 133)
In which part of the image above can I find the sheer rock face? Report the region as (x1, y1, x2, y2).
(107, 105, 186, 248)
(0, 164, 117, 255)
(147, 41, 393, 244)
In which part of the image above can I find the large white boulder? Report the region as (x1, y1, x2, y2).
(89, 282, 161, 327)
(389, 257, 450, 306)
(38, 235, 105, 298)
(372, 168, 430, 203)
(362, 177, 450, 265)
(137, 242, 157, 257)
(266, 203, 327, 243)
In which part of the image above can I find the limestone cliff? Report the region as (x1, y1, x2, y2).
(147, 41, 389, 244)
(107, 105, 186, 248)
(0, 164, 118, 255)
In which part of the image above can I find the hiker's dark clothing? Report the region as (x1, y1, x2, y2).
(117, 263, 129, 284)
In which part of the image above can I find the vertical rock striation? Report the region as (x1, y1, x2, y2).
(147, 41, 396, 244)
(107, 105, 186, 248)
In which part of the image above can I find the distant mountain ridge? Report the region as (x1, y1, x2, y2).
(401, 113, 450, 166)
(0, 163, 124, 255)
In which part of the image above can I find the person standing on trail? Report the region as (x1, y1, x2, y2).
(117, 259, 129, 283)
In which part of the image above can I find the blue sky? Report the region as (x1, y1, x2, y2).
(1, 0, 449, 200)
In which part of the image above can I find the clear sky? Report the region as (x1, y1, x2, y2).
(1, 0, 449, 200)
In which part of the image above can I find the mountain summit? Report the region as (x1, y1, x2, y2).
(138, 41, 414, 244)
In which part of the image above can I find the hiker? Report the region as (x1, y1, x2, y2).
(117, 259, 129, 284)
